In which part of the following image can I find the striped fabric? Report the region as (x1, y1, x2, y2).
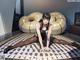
(0, 33, 80, 60)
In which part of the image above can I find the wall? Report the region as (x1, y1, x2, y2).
(0, 14, 5, 36)
(16, 0, 21, 14)
(0, 0, 16, 38)
(23, 0, 80, 25)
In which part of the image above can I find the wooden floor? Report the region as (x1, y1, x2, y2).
(0, 33, 80, 60)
